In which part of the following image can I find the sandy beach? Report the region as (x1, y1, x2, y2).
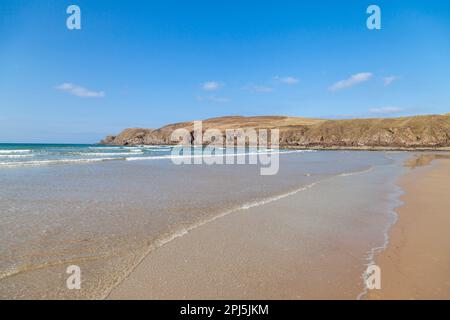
(107, 154, 450, 300)
(107, 154, 404, 300)
(368, 157, 450, 300)
(106, 178, 367, 299)
(3, 150, 450, 299)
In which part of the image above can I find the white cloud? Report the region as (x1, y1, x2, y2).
(329, 72, 373, 91)
(196, 95, 230, 103)
(56, 83, 105, 98)
(382, 76, 398, 86)
(368, 107, 404, 115)
(243, 84, 274, 93)
(275, 76, 299, 85)
(201, 81, 222, 91)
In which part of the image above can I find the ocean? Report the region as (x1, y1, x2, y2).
(0, 143, 182, 167)
(0, 144, 410, 299)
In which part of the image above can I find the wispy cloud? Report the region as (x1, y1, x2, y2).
(196, 95, 230, 103)
(368, 107, 404, 115)
(243, 84, 274, 93)
(329, 72, 373, 91)
(275, 76, 299, 85)
(201, 81, 222, 91)
(56, 83, 105, 98)
(382, 76, 398, 86)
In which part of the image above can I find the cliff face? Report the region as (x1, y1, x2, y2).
(100, 114, 450, 149)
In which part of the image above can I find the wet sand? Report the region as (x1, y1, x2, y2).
(368, 158, 450, 300)
(108, 153, 450, 300)
(1, 151, 404, 299)
(107, 159, 404, 300)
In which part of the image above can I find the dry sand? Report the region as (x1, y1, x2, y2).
(368, 158, 450, 300)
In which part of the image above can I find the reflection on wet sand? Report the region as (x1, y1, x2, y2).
(404, 153, 450, 168)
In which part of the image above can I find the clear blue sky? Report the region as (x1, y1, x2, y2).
(1, 0, 450, 143)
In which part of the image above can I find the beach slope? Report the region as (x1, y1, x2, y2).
(369, 158, 450, 299)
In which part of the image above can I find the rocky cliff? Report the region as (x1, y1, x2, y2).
(100, 114, 450, 150)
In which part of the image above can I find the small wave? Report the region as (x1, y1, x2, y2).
(0, 154, 34, 158)
(103, 179, 320, 299)
(124, 147, 144, 150)
(145, 148, 172, 152)
(89, 147, 123, 150)
(0, 149, 313, 169)
(138, 145, 172, 149)
(74, 152, 144, 156)
(356, 183, 405, 300)
(0, 157, 123, 168)
(0, 150, 31, 154)
(240, 184, 317, 210)
(338, 166, 374, 177)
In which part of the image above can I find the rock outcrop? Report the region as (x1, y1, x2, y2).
(100, 114, 450, 150)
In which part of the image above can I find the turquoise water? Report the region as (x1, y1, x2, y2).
(0, 143, 287, 168)
(0, 143, 173, 167)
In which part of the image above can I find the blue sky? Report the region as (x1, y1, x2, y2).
(1, 0, 450, 143)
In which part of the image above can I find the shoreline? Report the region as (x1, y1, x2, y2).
(367, 157, 450, 299)
(0, 151, 404, 299)
(107, 153, 450, 300)
(356, 181, 405, 300)
(107, 156, 405, 300)
(3, 151, 448, 299)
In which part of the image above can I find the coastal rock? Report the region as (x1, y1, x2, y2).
(100, 114, 450, 150)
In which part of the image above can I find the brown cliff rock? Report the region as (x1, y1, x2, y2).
(100, 114, 450, 150)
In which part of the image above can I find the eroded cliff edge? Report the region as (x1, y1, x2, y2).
(100, 114, 450, 150)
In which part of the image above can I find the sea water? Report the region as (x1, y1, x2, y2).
(0, 144, 410, 299)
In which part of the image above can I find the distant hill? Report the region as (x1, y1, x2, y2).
(100, 114, 450, 150)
